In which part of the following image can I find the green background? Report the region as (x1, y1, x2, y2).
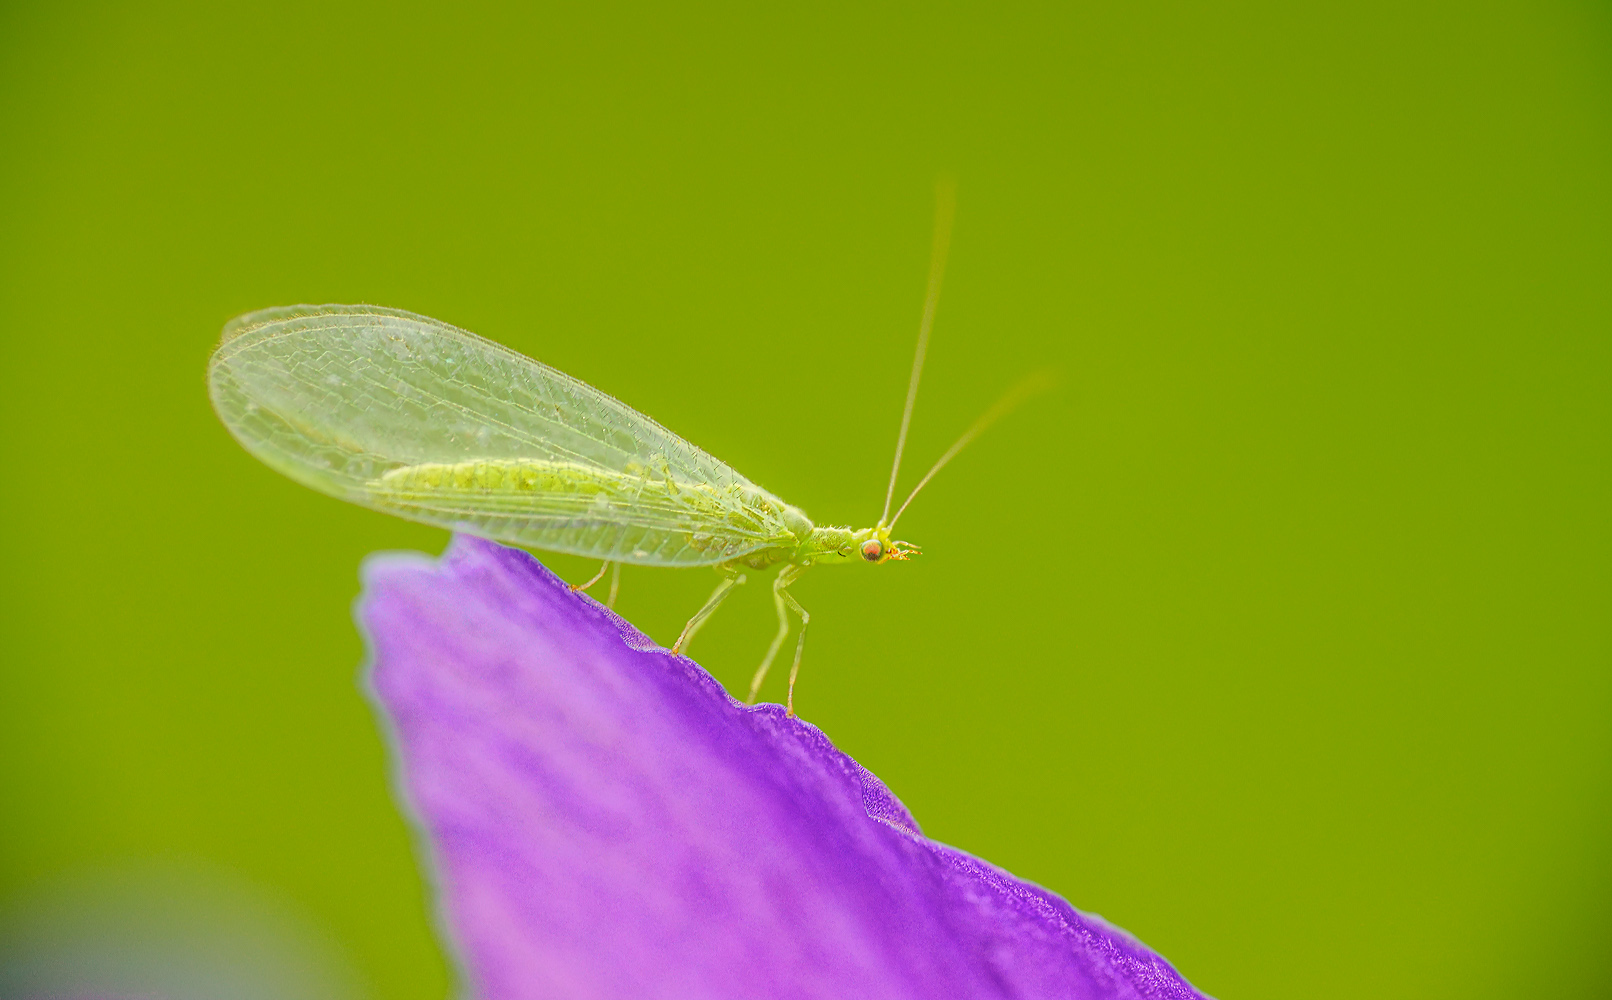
(2, 1, 1609, 997)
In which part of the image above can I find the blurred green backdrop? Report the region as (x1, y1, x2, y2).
(2, 1, 1609, 997)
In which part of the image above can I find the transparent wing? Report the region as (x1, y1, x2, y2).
(208, 304, 796, 565)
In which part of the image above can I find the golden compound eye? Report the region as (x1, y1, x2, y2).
(861, 539, 883, 562)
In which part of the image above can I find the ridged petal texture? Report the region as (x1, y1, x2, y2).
(359, 535, 1207, 1000)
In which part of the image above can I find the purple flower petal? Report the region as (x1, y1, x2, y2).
(360, 536, 1206, 1000)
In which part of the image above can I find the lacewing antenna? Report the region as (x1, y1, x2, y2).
(888, 370, 1057, 533)
(881, 177, 957, 526)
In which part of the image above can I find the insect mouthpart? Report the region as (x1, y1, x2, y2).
(884, 540, 920, 562)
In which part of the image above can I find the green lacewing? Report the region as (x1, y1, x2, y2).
(208, 184, 1046, 713)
